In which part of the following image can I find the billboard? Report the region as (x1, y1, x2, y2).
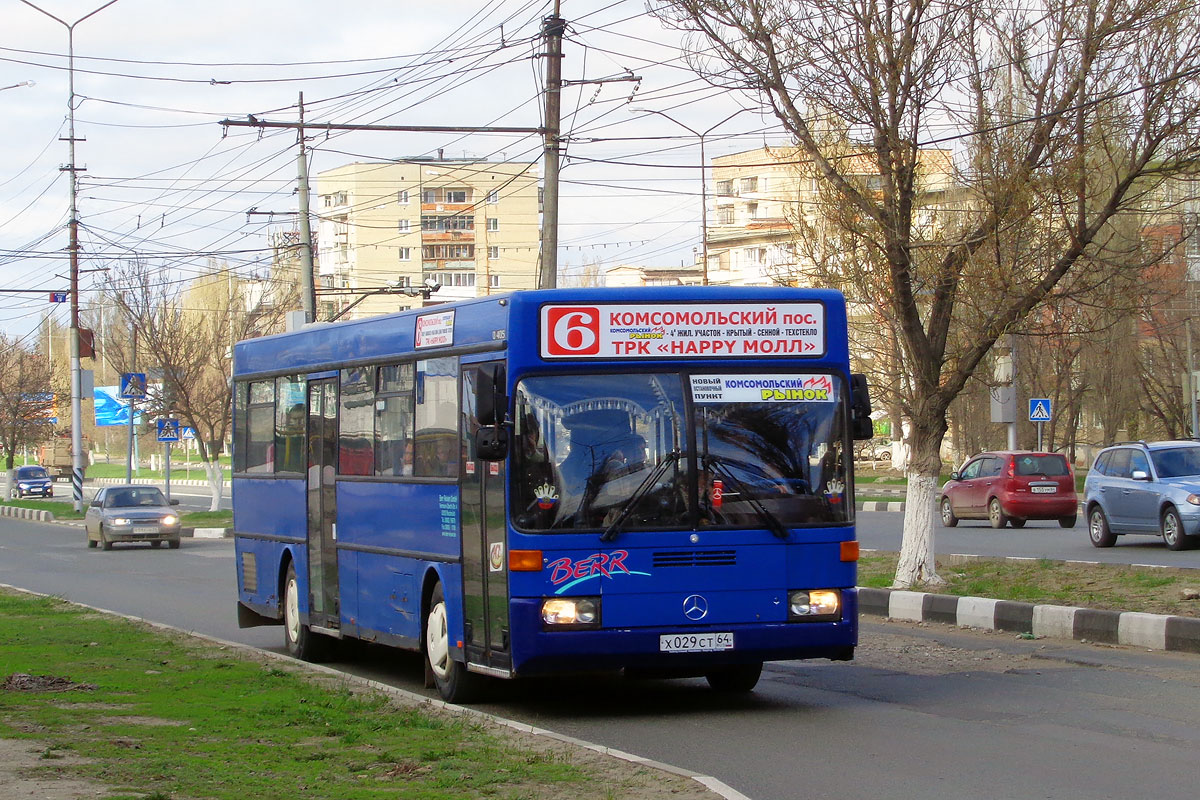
(94, 385, 146, 427)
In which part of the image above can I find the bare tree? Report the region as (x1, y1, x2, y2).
(655, 0, 1200, 586)
(0, 335, 58, 470)
(100, 262, 295, 510)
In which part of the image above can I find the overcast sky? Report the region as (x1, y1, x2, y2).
(0, 0, 783, 340)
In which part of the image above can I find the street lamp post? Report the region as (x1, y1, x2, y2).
(19, 0, 124, 511)
(630, 107, 753, 286)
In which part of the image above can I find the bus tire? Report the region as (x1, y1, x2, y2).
(705, 662, 762, 693)
(283, 562, 331, 662)
(425, 582, 482, 704)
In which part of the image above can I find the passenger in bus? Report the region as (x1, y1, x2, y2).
(400, 440, 415, 476)
(278, 403, 306, 473)
(520, 413, 554, 487)
(434, 436, 459, 477)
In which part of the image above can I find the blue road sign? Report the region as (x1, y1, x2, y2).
(157, 418, 180, 442)
(1029, 398, 1052, 422)
(120, 372, 147, 399)
(49, 291, 68, 303)
(180, 426, 196, 440)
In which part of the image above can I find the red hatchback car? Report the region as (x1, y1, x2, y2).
(940, 451, 1077, 528)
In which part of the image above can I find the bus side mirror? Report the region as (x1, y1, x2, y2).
(850, 373, 873, 440)
(475, 364, 507, 426)
(475, 426, 509, 462)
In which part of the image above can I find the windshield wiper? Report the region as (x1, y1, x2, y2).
(600, 451, 683, 543)
(702, 454, 789, 539)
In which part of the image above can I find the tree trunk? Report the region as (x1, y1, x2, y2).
(892, 416, 948, 588)
(203, 460, 224, 512)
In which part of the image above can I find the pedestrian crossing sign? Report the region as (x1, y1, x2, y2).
(1029, 398, 1052, 422)
(157, 418, 180, 442)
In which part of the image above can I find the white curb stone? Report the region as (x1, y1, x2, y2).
(956, 596, 998, 629)
(888, 590, 925, 621)
(1117, 611, 1168, 650)
(1033, 604, 1081, 640)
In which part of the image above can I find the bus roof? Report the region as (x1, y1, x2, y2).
(233, 286, 849, 379)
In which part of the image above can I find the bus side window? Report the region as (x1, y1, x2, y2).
(339, 366, 375, 476)
(245, 380, 275, 473)
(376, 364, 414, 477)
(415, 358, 458, 478)
(275, 375, 306, 474)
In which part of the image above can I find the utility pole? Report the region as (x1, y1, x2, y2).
(19, 0, 123, 512)
(1187, 318, 1198, 437)
(126, 326, 136, 483)
(627, 108, 752, 286)
(1008, 335, 1019, 450)
(296, 93, 317, 323)
(539, 5, 565, 289)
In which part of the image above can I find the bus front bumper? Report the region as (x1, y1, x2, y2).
(508, 591, 857, 677)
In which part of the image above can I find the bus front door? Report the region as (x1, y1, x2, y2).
(461, 363, 511, 674)
(306, 377, 339, 631)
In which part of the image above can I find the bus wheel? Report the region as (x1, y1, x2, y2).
(425, 582, 482, 704)
(283, 562, 330, 662)
(705, 662, 762, 693)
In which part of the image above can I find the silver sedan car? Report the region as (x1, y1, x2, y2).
(85, 485, 182, 550)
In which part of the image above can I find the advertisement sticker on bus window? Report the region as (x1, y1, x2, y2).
(489, 542, 504, 572)
(540, 303, 825, 359)
(690, 374, 836, 403)
(415, 310, 455, 349)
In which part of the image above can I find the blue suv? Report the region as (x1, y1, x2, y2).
(1083, 440, 1200, 551)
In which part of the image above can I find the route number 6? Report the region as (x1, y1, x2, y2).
(545, 307, 600, 355)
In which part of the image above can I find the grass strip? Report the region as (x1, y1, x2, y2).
(858, 553, 1200, 618)
(85, 463, 231, 481)
(0, 590, 670, 800)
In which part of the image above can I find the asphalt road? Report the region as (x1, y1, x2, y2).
(857, 509, 1200, 568)
(3, 515, 1200, 799)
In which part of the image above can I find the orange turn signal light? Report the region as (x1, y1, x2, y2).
(840, 541, 860, 562)
(509, 549, 543, 571)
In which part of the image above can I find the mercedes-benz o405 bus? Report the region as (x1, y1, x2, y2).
(233, 287, 872, 702)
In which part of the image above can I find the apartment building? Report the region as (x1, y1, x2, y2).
(315, 158, 540, 319)
(604, 262, 704, 287)
(705, 145, 954, 286)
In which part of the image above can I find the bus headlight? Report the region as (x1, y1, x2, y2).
(788, 590, 841, 621)
(541, 597, 600, 628)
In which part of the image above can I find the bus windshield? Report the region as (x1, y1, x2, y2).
(512, 372, 850, 532)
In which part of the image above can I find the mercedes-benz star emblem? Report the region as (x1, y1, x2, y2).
(683, 594, 708, 621)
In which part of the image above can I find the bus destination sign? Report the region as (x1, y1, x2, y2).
(539, 302, 825, 359)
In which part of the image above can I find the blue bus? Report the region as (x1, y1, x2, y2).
(233, 287, 872, 701)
